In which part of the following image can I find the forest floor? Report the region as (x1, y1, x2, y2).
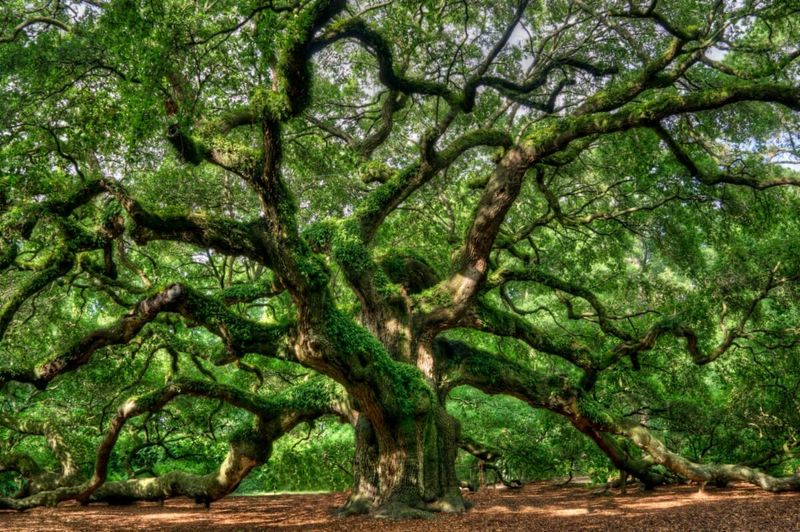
(2, 481, 800, 531)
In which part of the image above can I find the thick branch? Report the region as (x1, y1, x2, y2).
(489, 266, 635, 343)
(0, 284, 291, 390)
(1, 214, 124, 342)
(0, 378, 342, 510)
(0, 17, 70, 44)
(618, 423, 800, 491)
(462, 299, 593, 370)
(102, 181, 265, 262)
(356, 128, 512, 243)
(610, 265, 782, 368)
(0, 415, 79, 492)
(654, 124, 800, 189)
(426, 81, 800, 325)
(437, 339, 662, 486)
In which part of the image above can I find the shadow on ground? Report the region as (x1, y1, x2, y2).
(2, 482, 799, 531)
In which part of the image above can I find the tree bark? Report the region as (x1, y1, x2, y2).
(565, 411, 663, 489)
(0, 378, 341, 510)
(88, 425, 271, 506)
(341, 402, 465, 518)
(336, 335, 467, 520)
(620, 424, 800, 492)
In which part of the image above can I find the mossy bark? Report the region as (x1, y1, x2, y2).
(565, 412, 663, 489)
(341, 402, 465, 518)
(88, 430, 270, 506)
(620, 423, 800, 492)
(329, 331, 466, 519)
(0, 416, 81, 496)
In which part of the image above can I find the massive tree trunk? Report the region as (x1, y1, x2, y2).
(341, 395, 465, 518)
(332, 326, 465, 518)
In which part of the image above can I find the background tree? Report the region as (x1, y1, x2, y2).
(1, 0, 800, 518)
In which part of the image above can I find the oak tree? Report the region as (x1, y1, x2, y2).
(2, 0, 800, 517)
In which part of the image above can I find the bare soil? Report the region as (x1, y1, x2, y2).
(2, 482, 799, 531)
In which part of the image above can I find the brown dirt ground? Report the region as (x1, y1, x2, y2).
(2, 482, 799, 531)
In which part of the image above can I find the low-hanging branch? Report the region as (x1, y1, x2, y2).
(457, 435, 522, 489)
(442, 334, 800, 492)
(615, 422, 800, 492)
(0, 284, 292, 390)
(0, 415, 80, 495)
(0, 377, 344, 510)
(436, 339, 664, 488)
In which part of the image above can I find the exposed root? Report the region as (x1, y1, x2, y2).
(335, 494, 372, 517)
(373, 502, 438, 520)
(338, 490, 468, 519)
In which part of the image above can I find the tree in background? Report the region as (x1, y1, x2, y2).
(2, 0, 800, 517)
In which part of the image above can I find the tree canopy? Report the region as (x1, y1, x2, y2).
(1, 0, 800, 517)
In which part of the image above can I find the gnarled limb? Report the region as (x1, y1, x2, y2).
(1, 214, 125, 342)
(437, 339, 663, 487)
(421, 81, 800, 331)
(102, 181, 266, 263)
(314, 4, 615, 113)
(89, 424, 270, 506)
(654, 123, 800, 190)
(0, 377, 343, 510)
(354, 127, 513, 244)
(0, 284, 291, 390)
(0, 415, 79, 493)
(0, 179, 106, 244)
(609, 264, 786, 368)
(443, 335, 800, 493)
(0, 415, 81, 497)
(458, 299, 594, 371)
(615, 423, 800, 492)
